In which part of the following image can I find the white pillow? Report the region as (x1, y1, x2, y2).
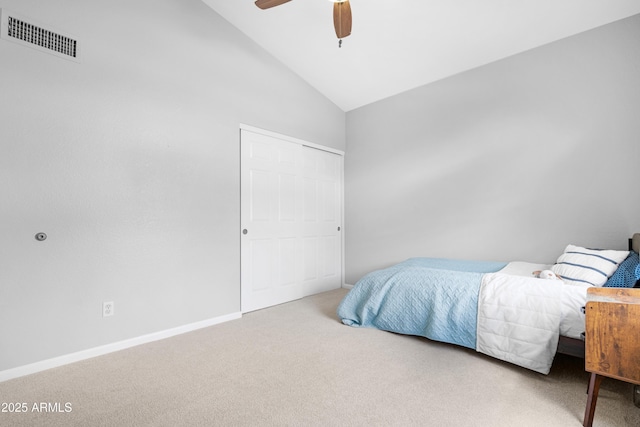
(552, 244, 629, 287)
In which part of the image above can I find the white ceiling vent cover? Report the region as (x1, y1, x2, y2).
(0, 8, 80, 62)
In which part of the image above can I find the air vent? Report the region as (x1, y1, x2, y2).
(0, 8, 80, 62)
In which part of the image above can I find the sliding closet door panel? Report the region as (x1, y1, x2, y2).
(301, 147, 342, 295)
(241, 131, 303, 313)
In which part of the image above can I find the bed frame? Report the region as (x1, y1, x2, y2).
(557, 335, 586, 358)
(556, 234, 640, 360)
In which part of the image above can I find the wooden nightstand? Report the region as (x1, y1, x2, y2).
(583, 287, 640, 427)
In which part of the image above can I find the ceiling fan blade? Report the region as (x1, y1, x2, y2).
(255, 0, 292, 10)
(333, 0, 352, 39)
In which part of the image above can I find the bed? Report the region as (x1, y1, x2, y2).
(337, 235, 640, 374)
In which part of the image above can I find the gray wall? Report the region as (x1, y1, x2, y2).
(0, 0, 344, 372)
(345, 14, 640, 284)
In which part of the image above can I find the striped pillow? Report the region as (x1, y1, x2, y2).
(552, 244, 629, 287)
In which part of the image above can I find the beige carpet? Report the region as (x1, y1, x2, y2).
(1, 288, 638, 427)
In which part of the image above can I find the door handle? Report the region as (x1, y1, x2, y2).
(242, 229, 248, 235)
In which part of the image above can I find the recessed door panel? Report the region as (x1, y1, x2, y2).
(278, 237, 297, 287)
(303, 178, 317, 222)
(278, 173, 296, 222)
(321, 235, 339, 278)
(303, 237, 318, 282)
(250, 239, 272, 292)
(250, 170, 271, 222)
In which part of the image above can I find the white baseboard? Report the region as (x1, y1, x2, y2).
(0, 311, 242, 383)
(342, 283, 354, 290)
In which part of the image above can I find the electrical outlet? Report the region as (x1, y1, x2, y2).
(103, 301, 114, 317)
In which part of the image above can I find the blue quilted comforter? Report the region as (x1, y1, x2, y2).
(337, 258, 507, 349)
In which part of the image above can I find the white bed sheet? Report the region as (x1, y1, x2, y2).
(499, 261, 588, 340)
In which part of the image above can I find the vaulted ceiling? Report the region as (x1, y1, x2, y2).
(202, 1, 640, 111)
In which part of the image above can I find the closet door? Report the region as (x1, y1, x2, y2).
(301, 146, 342, 295)
(240, 130, 303, 313)
(240, 129, 342, 313)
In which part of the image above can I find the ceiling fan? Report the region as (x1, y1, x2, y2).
(255, 0, 352, 47)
